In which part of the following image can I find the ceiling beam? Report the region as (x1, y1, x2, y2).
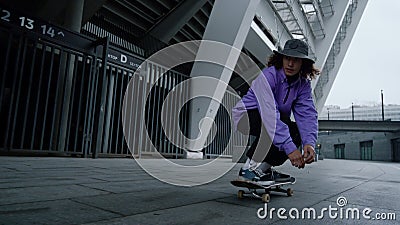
(144, 0, 209, 43)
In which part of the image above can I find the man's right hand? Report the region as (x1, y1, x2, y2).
(288, 149, 305, 168)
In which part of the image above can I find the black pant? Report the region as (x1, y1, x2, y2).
(237, 109, 301, 166)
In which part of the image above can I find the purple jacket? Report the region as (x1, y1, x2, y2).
(232, 66, 318, 155)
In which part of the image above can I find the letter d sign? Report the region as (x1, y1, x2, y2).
(121, 54, 127, 63)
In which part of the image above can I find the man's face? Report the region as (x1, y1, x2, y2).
(283, 56, 303, 76)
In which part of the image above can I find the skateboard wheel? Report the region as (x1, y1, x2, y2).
(286, 188, 294, 196)
(238, 190, 245, 199)
(262, 193, 270, 203)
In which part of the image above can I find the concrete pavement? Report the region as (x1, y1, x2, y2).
(0, 156, 399, 224)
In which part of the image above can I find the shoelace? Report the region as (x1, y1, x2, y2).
(269, 168, 286, 178)
(252, 169, 267, 178)
(267, 169, 275, 180)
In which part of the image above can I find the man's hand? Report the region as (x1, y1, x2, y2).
(288, 145, 315, 169)
(288, 149, 305, 169)
(303, 144, 315, 164)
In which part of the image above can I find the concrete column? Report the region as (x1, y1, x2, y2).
(64, 0, 85, 31)
(186, 0, 260, 158)
(55, 0, 85, 152)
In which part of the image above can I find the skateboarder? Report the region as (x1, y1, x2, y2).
(232, 39, 320, 185)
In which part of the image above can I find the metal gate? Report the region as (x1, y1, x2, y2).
(0, 16, 192, 158)
(0, 22, 110, 157)
(0, 8, 244, 158)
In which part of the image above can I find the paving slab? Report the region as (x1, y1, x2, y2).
(0, 199, 120, 225)
(0, 184, 110, 205)
(81, 201, 279, 225)
(0, 156, 398, 225)
(72, 186, 229, 216)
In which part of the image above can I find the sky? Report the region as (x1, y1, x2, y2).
(324, 0, 400, 108)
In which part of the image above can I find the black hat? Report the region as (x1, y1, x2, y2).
(273, 39, 315, 63)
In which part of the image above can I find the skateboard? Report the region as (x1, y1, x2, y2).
(230, 177, 296, 203)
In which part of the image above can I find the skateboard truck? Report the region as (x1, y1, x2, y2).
(231, 177, 295, 203)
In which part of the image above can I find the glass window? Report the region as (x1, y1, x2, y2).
(334, 144, 345, 159)
(360, 140, 373, 160)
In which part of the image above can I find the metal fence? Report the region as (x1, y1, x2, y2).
(0, 18, 246, 158)
(204, 90, 246, 158)
(0, 24, 108, 157)
(121, 61, 191, 158)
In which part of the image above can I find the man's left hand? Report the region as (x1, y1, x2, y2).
(303, 145, 315, 164)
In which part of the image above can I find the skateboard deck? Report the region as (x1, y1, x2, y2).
(231, 177, 296, 202)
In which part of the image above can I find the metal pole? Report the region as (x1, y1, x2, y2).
(351, 103, 354, 120)
(381, 90, 384, 121)
(56, 0, 85, 153)
(94, 37, 110, 159)
(327, 109, 330, 120)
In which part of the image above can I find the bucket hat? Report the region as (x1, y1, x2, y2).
(273, 39, 315, 63)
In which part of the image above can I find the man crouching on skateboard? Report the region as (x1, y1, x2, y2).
(232, 39, 320, 186)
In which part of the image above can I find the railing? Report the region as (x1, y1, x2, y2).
(204, 90, 247, 158)
(0, 24, 101, 156)
(0, 15, 247, 159)
(0, 4, 249, 158)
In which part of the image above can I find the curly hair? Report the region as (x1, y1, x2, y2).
(267, 53, 320, 79)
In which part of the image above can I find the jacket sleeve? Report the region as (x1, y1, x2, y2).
(292, 80, 318, 148)
(252, 68, 297, 155)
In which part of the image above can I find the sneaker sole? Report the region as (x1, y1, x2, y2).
(256, 180, 275, 186)
(274, 177, 292, 182)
